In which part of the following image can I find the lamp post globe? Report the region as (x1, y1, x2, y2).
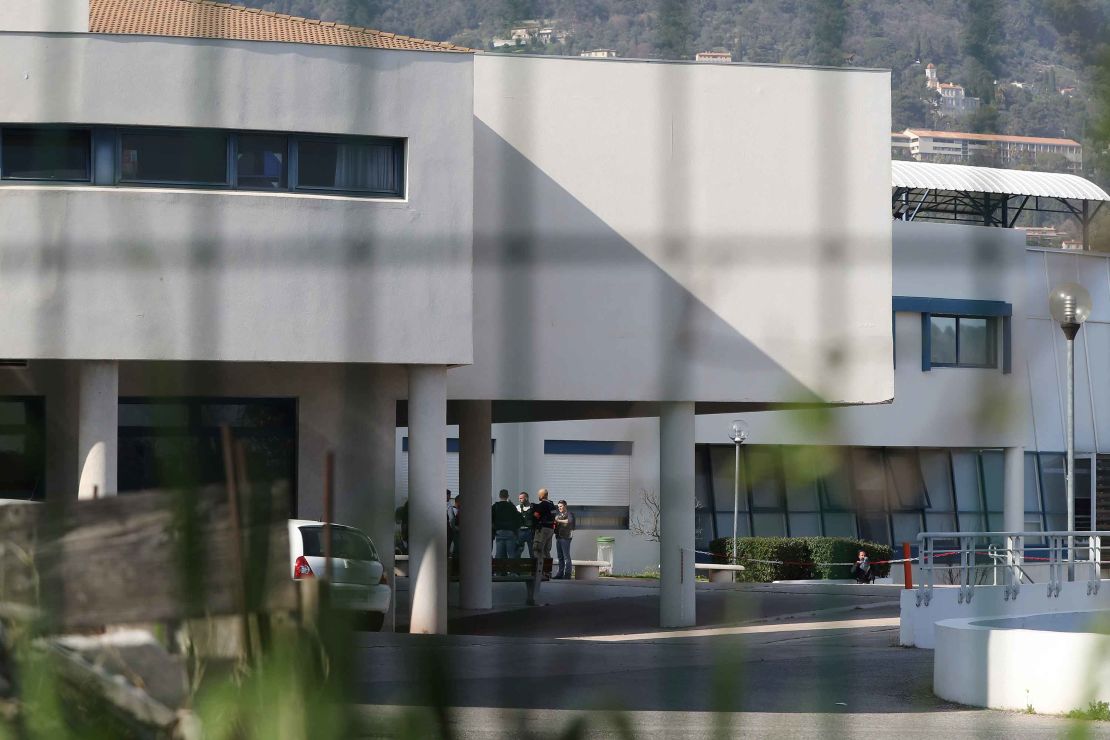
(1049, 282, 1092, 581)
(727, 419, 749, 567)
(1049, 282, 1092, 336)
(728, 419, 749, 445)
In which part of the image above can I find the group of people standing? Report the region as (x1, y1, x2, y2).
(491, 488, 576, 579)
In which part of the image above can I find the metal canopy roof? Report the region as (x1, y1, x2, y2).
(891, 160, 1109, 248)
(892, 161, 1110, 201)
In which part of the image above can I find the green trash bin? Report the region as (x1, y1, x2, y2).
(596, 536, 615, 574)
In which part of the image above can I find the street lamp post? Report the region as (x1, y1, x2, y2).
(728, 420, 750, 565)
(1049, 283, 1092, 581)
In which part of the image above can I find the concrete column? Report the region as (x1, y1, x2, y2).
(1004, 446, 1025, 534)
(407, 365, 448, 634)
(333, 367, 397, 630)
(458, 400, 493, 610)
(659, 402, 695, 628)
(77, 361, 118, 499)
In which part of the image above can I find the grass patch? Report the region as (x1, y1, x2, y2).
(1067, 701, 1110, 721)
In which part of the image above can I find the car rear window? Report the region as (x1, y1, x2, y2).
(299, 526, 378, 562)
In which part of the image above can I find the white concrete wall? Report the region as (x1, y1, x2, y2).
(0, 34, 473, 365)
(0, 1, 88, 32)
(900, 579, 1110, 649)
(934, 610, 1110, 713)
(1025, 247, 1110, 455)
(457, 54, 893, 405)
(696, 222, 1027, 447)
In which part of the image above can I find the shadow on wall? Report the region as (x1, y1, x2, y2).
(455, 119, 830, 408)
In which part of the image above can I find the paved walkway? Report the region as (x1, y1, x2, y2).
(361, 579, 1107, 738)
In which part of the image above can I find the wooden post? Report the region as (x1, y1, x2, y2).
(323, 451, 334, 583)
(903, 542, 913, 590)
(220, 425, 252, 664)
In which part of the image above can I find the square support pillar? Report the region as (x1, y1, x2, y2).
(660, 402, 695, 628)
(407, 365, 448, 634)
(1004, 446, 1025, 534)
(458, 400, 493, 610)
(77, 361, 118, 499)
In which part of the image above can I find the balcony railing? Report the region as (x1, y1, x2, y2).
(915, 530, 1109, 607)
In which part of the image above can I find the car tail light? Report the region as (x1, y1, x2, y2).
(293, 555, 314, 579)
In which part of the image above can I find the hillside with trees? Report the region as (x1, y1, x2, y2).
(240, 1, 1110, 184)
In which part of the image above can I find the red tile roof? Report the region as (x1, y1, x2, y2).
(903, 129, 1081, 147)
(89, 0, 472, 53)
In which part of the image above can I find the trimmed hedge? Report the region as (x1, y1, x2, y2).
(707, 536, 892, 583)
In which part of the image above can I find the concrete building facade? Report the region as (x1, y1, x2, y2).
(0, 1, 893, 630)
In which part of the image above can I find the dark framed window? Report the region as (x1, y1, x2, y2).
(571, 506, 630, 530)
(1, 128, 90, 182)
(236, 134, 287, 190)
(0, 397, 45, 500)
(296, 136, 404, 196)
(929, 314, 997, 368)
(118, 397, 297, 515)
(119, 130, 229, 185)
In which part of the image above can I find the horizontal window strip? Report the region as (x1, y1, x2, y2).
(544, 440, 633, 456)
(401, 438, 496, 454)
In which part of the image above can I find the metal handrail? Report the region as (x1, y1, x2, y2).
(914, 530, 1108, 607)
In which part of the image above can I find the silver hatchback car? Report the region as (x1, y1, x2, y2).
(288, 519, 390, 631)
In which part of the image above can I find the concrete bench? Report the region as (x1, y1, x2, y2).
(571, 560, 611, 580)
(695, 563, 746, 583)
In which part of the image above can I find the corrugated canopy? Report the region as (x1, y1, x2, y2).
(892, 160, 1110, 202)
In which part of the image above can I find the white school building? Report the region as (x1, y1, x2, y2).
(3, 0, 1105, 633)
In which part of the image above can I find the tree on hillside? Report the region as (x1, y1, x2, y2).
(654, 0, 691, 59)
(810, 0, 847, 67)
(962, 0, 1004, 102)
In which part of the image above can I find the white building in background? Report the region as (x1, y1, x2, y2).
(695, 51, 732, 63)
(924, 63, 981, 116)
(897, 128, 1084, 172)
(0, 0, 892, 631)
(579, 49, 617, 58)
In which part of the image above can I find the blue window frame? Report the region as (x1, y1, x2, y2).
(893, 296, 1012, 374)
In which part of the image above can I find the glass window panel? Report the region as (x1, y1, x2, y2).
(857, 513, 889, 544)
(951, 451, 982, 511)
(747, 447, 782, 508)
(118, 402, 190, 428)
(120, 130, 227, 184)
(958, 317, 994, 366)
(1039, 453, 1067, 514)
(887, 449, 926, 509)
(716, 513, 750, 538)
(0, 402, 27, 425)
(925, 512, 957, 533)
(1046, 513, 1067, 532)
(823, 512, 857, 537)
(930, 316, 957, 364)
(781, 446, 828, 510)
(709, 445, 748, 511)
(297, 137, 400, 194)
(821, 458, 854, 509)
(237, 134, 287, 189)
(920, 450, 955, 512)
(852, 448, 887, 511)
(958, 512, 985, 532)
(980, 450, 1004, 511)
(752, 512, 786, 537)
(2, 127, 90, 181)
(0, 434, 25, 454)
(1024, 453, 1041, 512)
(892, 512, 923, 545)
(299, 526, 377, 561)
(200, 402, 295, 428)
(788, 512, 822, 537)
(785, 476, 819, 511)
(987, 512, 1005, 532)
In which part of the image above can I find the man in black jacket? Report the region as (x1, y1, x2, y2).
(531, 488, 558, 564)
(491, 489, 521, 559)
